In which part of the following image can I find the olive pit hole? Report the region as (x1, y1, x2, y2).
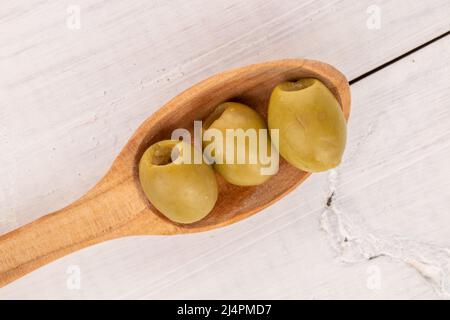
(151, 145, 179, 165)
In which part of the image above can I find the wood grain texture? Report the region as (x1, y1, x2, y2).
(0, 0, 449, 299)
(0, 59, 350, 287)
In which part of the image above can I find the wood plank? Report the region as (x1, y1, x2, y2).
(0, 0, 449, 298)
(1, 37, 449, 299)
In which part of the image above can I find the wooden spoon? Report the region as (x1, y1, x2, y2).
(0, 59, 350, 287)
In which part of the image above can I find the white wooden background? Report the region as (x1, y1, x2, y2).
(1, 0, 450, 299)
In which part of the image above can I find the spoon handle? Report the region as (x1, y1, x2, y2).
(0, 207, 106, 287)
(0, 175, 143, 287)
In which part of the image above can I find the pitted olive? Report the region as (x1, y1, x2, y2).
(268, 78, 347, 172)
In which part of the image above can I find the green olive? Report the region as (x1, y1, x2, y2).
(268, 78, 347, 172)
(139, 140, 218, 224)
(203, 102, 274, 186)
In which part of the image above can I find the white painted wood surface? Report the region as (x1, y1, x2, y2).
(0, 0, 449, 299)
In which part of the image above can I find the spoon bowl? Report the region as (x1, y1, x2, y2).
(0, 59, 350, 287)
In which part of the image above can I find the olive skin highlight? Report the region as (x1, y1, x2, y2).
(268, 78, 347, 172)
(139, 140, 218, 224)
